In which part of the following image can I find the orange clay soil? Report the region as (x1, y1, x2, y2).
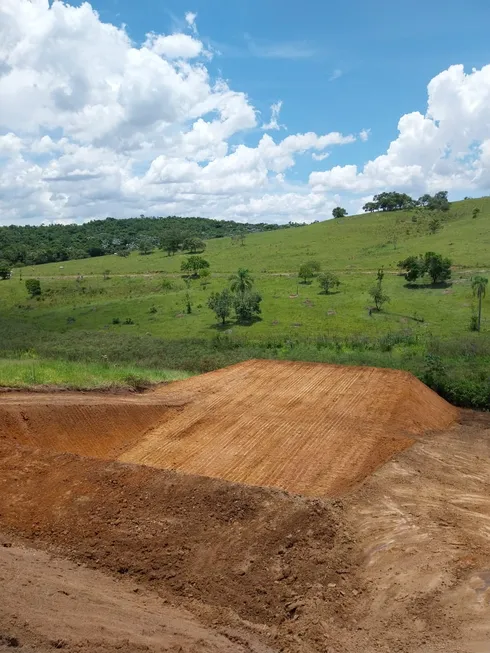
(1, 411, 490, 653)
(0, 360, 458, 496)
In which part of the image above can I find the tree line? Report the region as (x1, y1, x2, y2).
(0, 215, 297, 269)
(362, 191, 450, 213)
(331, 191, 450, 220)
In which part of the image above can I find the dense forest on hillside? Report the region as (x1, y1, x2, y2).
(0, 216, 296, 267)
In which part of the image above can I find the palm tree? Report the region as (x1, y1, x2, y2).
(472, 275, 488, 332)
(230, 268, 253, 295)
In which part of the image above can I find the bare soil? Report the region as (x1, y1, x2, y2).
(0, 360, 458, 495)
(0, 362, 488, 652)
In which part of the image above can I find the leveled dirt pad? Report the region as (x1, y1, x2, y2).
(0, 360, 458, 495)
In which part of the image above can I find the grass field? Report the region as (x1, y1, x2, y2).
(0, 358, 190, 390)
(1, 197, 489, 406)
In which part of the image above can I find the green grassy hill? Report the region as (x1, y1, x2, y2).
(1, 197, 489, 407)
(22, 196, 490, 278)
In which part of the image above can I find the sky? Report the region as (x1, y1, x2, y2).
(1, 0, 490, 225)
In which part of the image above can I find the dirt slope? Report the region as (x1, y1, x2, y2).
(0, 392, 179, 459)
(122, 360, 458, 495)
(0, 361, 458, 496)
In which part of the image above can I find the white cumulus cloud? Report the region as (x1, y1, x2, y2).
(0, 0, 355, 224)
(144, 33, 203, 59)
(310, 64, 490, 197)
(2, 2, 489, 226)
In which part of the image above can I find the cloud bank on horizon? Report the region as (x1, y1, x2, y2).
(1, 0, 490, 225)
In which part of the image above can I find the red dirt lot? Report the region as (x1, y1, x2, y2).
(0, 362, 489, 652)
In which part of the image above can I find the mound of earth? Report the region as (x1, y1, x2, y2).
(0, 360, 458, 495)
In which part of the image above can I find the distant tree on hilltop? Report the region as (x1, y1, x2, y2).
(0, 261, 11, 280)
(332, 207, 348, 219)
(362, 190, 450, 213)
(182, 236, 206, 253)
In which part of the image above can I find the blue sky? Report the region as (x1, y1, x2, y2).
(1, 0, 490, 223)
(92, 0, 490, 173)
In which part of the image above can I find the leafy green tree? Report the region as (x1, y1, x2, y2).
(424, 252, 452, 284)
(318, 271, 340, 294)
(332, 207, 348, 219)
(25, 279, 41, 297)
(398, 252, 451, 285)
(369, 268, 389, 311)
(369, 285, 390, 311)
(199, 267, 211, 286)
(230, 268, 253, 295)
(298, 261, 321, 284)
(418, 191, 450, 212)
(138, 237, 154, 255)
(208, 289, 233, 324)
(182, 236, 206, 253)
(234, 291, 262, 323)
(181, 255, 210, 277)
(161, 231, 182, 256)
(417, 193, 432, 208)
(428, 216, 441, 234)
(398, 255, 425, 283)
(363, 192, 415, 213)
(0, 261, 11, 280)
(472, 207, 481, 219)
(428, 191, 450, 212)
(472, 276, 488, 332)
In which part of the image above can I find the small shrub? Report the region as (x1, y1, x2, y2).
(124, 374, 151, 392)
(25, 278, 41, 297)
(0, 261, 11, 280)
(149, 306, 158, 314)
(112, 317, 121, 325)
(422, 353, 447, 390)
(124, 317, 135, 325)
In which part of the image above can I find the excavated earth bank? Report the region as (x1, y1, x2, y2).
(1, 362, 489, 652)
(0, 360, 458, 495)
